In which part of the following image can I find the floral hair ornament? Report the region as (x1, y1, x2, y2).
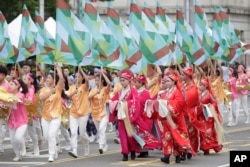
(119, 69, 134, 80)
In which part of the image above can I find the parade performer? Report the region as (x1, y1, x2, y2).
(197, 78, 223, 155)
(236, 64, 249, 124)
(145, 74, 194, 164)
(226, 67, 239, 126)
(88, 69, 111, 154)
(210, 65, 226, 122)
(180, 67, 206, 160)
(8, 79, 28, 161)
(147, 65, 162, 98)
(23, 73, 40, 156)
(67, 67, 90, 158)
(0, 65, 10, 153)
(134, 74, 161, 158)
(109, 70, 140, 161)
(39, 64, 64, 162)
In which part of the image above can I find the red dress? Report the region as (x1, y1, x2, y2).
(146, 87, 194, 156)
(181, 81, 206, 154)
(134, 88, 161, 150)
(109, 86, 160, 154)
(198, 90, 223, 153)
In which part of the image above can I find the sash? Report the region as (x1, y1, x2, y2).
(158, 100, 177, 129)
(117, 101, 133, 136)
(205, 103, 224, 145)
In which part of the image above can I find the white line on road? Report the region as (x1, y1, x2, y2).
(217, 164, 229, 167)
(0, 162, 46, 165)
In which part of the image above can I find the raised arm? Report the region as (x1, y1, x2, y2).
(55, 63, 64, 89)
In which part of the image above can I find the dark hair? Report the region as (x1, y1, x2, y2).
(111, 71, 118, 76)
(28, 73, 40, 93)
(47, 73, 68, 99)
(0, 65, 8, 76)
(22, 61, 32, 68)
(64, 75, 69, 91)
(15, 79, 28, 94)
(238, 64, 246, 73)
(229, 66, 238, 79)
(86, 69, 94, 76)
(75, 72, 85, 84)
(95, 72, 111, 87)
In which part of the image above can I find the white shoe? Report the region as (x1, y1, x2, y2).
(99, 144, 108, 154)
(68, 150, 78, 158)
(244, 120, 249, 124)
(88, 135, 95, 143)
(103, 144, 108, 152)
(48, 154, 54, 162)
(65, 144, 72, 151)
(34, 149, 40, 157)
(13, 156, 22, 161)
(20, 149, 26, 157)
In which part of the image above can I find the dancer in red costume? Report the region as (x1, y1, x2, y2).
(109, 70, 140, 161)
(197, 79, 223, 155)
(134, 74, 161, 158)
(145, 73, 194, 164)
(180, 67, 206, 160)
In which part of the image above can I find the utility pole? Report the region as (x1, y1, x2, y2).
(39, 0, 46, 71)
(184, 0, 194, 29)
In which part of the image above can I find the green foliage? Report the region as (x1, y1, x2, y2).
(0, 0, 70, 22)
(0, 0, 38, 23)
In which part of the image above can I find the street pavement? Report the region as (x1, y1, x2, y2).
(0, 108, 250, 167)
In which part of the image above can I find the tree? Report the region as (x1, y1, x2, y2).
(0, 0, 38, 23)
(0, 0, 71, 23)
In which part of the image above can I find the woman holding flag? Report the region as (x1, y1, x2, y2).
(67, 67, 90, 158)
(88, 69, 111, 154)
(39, 64, 65, 162)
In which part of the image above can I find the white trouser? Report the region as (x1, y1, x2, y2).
(57, 126, 71, 145)
(33, 119, 43, 141)
(93, 115, 108, 148)
(41, 117, 61, 155)
(217, 101, 225, 122)
(228, 98, 239, 124)
(69, 115, 89, 152)
(238, 94, 249, 120)
(27, 123, 39, 154)
(9, 124, 28, 157)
